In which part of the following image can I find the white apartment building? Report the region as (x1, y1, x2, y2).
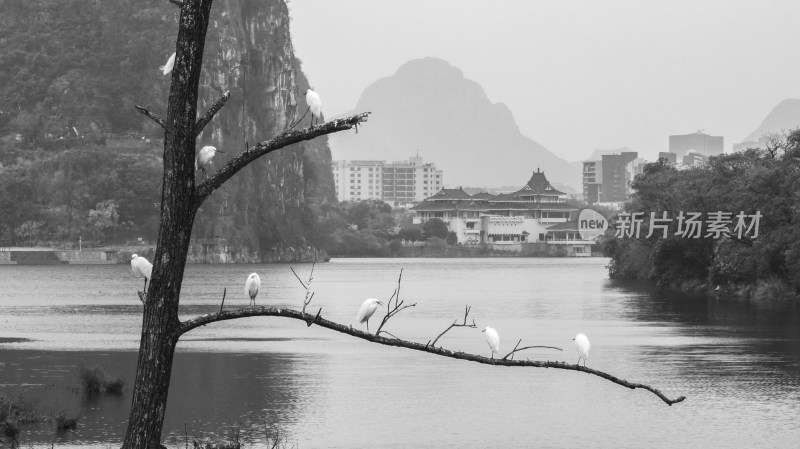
(331, 156, 443, 206)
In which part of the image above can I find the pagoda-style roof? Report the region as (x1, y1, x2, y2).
(471, 192, 496, 200)
(412, 200, 488, 212)
(510, 170, 565, 197)
(428, 188, 473, 201)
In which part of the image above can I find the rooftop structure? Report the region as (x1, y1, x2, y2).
(412, 169, 594, 256)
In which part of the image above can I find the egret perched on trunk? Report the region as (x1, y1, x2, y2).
(573, 333, 591, 366)
(160, 52, 176, 76)
(357, 298, 382, 333)
(482, 327, 500, 361)
(195, 145, 225, 174)
(130, 254, 152, 291)
(245, 273, 261, 306)
(305, 88, 322, 126)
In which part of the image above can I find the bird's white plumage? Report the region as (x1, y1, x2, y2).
(195, 145, 222, 172)
(130, 254, 152, 280)
(160, 52, 176, 76)
(305, 89, 322, 120)
(245, 273, 261, 306)
(574, 333, 591, 366)
(482, 326, 500, 356)
(357, 298, 381, 332)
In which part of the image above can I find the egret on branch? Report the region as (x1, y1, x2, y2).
(130, 254, 152, 291)
(573, 333, 591, 366)
(245, 273, 261, 306)
(305, 88, 322, 126)
(195, 145, 225, 174)
(482, 326, 500, 360)
(160, 52, 176, 76)
(357, 298, 382, 333)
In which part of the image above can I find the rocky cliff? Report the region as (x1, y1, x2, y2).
(0, 0, 335, 262)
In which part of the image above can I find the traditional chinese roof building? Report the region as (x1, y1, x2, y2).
(412, 170, 594, 255)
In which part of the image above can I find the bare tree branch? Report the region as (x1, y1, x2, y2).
(167, 0, 186, 7)
(194, 90, 230, 136)
(428, 305, 476, 348)
(218, 288, 227, 314)
(194, 112, 371, 205)
(375, 268, 416, 336)
(177, 307, 686, 406)
(134, 105, 166, 129)
(502, 338, 563, 361)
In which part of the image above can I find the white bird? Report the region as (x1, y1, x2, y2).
(245, 273, 261, 306)
(130, 254, 153, 291)
(195, 145, 225, 174)
(573, 333, 591, 367)
(160, 52, 176, 76)
(482, 326, 500, 360)
(305, 88, 322, 126)
(357, 298, 382, 333)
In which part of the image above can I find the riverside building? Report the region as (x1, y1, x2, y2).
(412, 170, 594, 256)
(331, 156, 443, 207)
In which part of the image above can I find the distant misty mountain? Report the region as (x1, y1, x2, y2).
(743, 98, 800, 143)
(328, 57, 581, 190)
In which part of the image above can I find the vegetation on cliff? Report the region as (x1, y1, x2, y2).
(0, 0, 336, 258)
(605, 129, 800, 299)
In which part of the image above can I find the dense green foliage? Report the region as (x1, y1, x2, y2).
(606, 130, 800, 298)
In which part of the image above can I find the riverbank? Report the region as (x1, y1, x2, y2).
(0, 246, 328, 265)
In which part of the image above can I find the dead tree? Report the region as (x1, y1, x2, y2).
(122, 2, 682, 448)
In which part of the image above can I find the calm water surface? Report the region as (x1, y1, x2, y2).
(0, 258, 799, 448)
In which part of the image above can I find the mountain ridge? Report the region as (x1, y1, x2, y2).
(328, 57, 581, 190)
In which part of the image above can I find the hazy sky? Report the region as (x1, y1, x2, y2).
(288, 0, 800, 163)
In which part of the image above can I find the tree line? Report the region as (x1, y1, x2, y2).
(604, 129, 800, 299)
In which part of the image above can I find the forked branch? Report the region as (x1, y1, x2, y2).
(177, 307, 685, 406)
(428, 305, 476, 348)
(375, 269, 417, 337)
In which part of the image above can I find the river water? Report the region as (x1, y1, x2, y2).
(0, 258, 798, 448)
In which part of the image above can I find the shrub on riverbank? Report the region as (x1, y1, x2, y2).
(78, 364, 125, 394)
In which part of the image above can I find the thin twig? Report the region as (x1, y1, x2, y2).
(376, 269, 415, 336)
(284, 106, 310, 133)
(302, 260, 316, 313)
(218, 288, 227, 314)
(289, 267, 307, 289)
(429, 305, 477, 348)
(502, 338, 563, 361)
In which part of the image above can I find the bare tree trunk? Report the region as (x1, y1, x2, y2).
(121, 1, 211, 448)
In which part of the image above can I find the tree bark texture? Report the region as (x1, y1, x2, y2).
(122, 2, 212, 448)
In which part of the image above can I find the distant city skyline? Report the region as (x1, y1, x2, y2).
(289, 0, 800, 163)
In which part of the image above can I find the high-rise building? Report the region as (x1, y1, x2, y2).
(331, 156, 443, 206)
(669, 131, 723, 158)
(582, 160, 602, 205)
(600, 152, 639, 203)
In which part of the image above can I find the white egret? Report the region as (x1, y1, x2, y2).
(357, 298, 382, 333)
(305, 88, 322, 126)
(482, 326, 500, 360)
(160, 52, 176, 76)
(245, 273, 261, 306)
(573, 333, 591, 366)
(195, 145, 225, 174)
(130, 254, 153, 291)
